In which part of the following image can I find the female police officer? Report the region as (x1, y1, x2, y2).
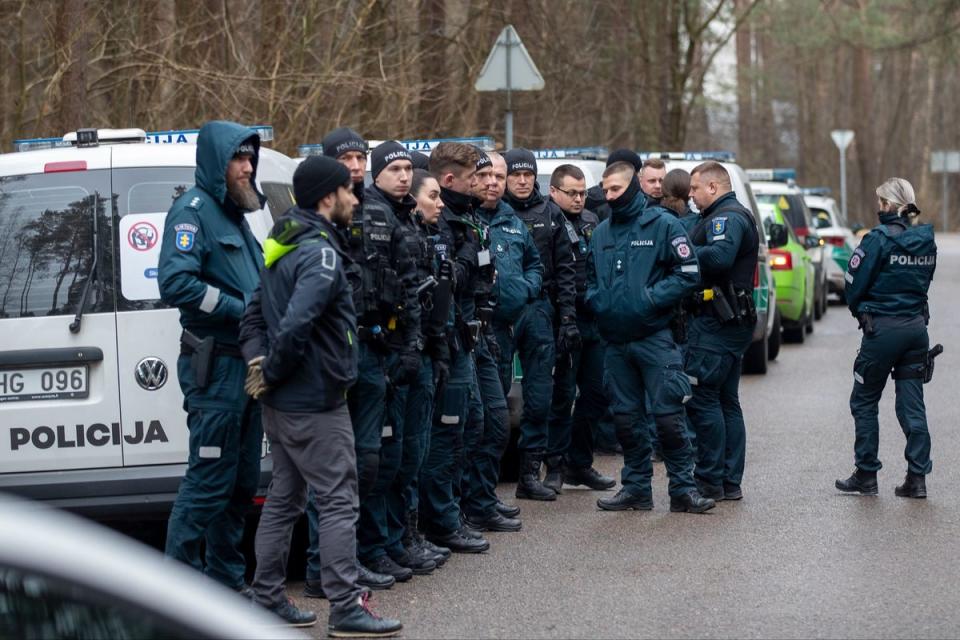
(836, 178, 938, 499)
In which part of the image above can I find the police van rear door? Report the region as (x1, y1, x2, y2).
(0, 148, 124, 472)
(110, 147, 196, 466)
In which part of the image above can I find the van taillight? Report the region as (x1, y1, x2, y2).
(45, 161, 87, 173)
(754, 263, 760, 287)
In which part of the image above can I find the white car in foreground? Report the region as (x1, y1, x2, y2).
(0, 495, 304, 639)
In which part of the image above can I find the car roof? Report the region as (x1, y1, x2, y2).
(750, 180, 801, 195)
(0, 495, 303, 639)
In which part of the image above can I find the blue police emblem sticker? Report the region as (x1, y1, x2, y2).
(712, 218, 727, 235)
(174, 223, 198, 252)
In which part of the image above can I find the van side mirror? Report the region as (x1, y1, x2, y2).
(804, 234, 823, 250)
(768, 223, 788, 249)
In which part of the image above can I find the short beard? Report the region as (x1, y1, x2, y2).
(330, 199, 354, 228)
(227, 180, 262, 212)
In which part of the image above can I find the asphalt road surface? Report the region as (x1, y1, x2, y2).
(284, 233, 960, 639)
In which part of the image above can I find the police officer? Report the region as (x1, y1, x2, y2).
(502, 148, 577, 502)
(158, 121, 265, 595)
(639, 158, 666, 205)
(303, 128, 398, 594)
(466, 150, 540, 531)
(543, 164, 616, 494)
(585, 148, 642, 222)
(685, 161, 759, 502)
(419, 142, 491, 553)
(353, 142, 425, 582)
(661, 169, 698, 233)
(836, 178, 937, 498)
(587, 162, 714, 514)
(238, 156, 402, 636)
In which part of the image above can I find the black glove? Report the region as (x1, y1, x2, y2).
(426, 337, 451, 389)
(389, 348, 422, 387)
(556, 317, 582, 356)
(440, 258, 457, 291)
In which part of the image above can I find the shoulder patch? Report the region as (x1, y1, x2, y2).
(712, 217, 727, 235)
(672, 236, 692, 260)
(174, 223, 198, 234)
(848, 247, 865, 271)
(175, 229, 195, 252)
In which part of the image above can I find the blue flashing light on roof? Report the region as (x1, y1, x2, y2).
(531, 146, 608, 160)
(12, 137, 73, 153)
(746, 168, 797, 182)
(637, 151, 737, 162)
(298, 144, 324, 157)
(144, 124, 273, 145)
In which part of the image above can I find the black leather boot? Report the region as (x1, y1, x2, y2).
(465, 511, 522, 532)
(835, 468, 878, 495)
(542, 456, 564, 494)
(895, 472, 926, 498)
(669, 490, 716, 513)
(405, 510, 447, 566)
(597, 488, 653, 511)
(565, 466, 616, 490)
(495, 499, 521, 518)
(515, 453, 557, 501)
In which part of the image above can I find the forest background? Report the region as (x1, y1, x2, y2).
(1, 0, 959, 229)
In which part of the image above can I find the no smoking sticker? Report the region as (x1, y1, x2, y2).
(128, 221, 159, 252)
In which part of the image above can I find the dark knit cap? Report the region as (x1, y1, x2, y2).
(234, 135, 258, 158)
(371, 141, 413, 179)
(606, 148, 642, 171)
(293, 155, 351, 210)
(476, 149, 492, 171)
(410, 151, 430, 171)
(504, 148, 537, 175)
(321, 127, 368, 159)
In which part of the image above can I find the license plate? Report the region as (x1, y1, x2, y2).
(0, 365, 89, 402)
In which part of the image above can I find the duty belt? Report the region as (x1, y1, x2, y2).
(179, 330, 243, 359)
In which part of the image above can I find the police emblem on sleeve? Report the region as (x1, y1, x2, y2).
(849, 247, 865, 271)
(173, 223, 198, 252)
(712, 218, 726, 235)
(677, 243, 691, 259)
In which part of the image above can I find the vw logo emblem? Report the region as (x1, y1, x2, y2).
(135, 357, 168, 391)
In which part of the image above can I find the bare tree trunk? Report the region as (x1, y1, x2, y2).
(55, 0, 91, 132)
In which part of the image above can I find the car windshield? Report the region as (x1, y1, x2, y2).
(755, 193, 809, 232)
(809, 207, 833, 229)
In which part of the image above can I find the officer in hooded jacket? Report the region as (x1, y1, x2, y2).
(835, 178, 938, 499)
(586, 162, 713, 514)
(158, 121, 265, 593)
(502, 148, 577, 502)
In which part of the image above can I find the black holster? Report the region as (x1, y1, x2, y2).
(181, 330, 215, 389)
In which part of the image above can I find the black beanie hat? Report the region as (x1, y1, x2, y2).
(410, 151, 430, 171)
(607, 148, 642, 171)
(504, 148, 537, 175)
(294, 156, 351, 210)
(371, 141, 413, 179)
(475, 149, 492, 171)
(321, 127, 368, 159)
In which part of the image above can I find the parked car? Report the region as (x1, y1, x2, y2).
(803, 190, 857, 302)
(758, 202, 815, 344)
(748, 169, 829, 321)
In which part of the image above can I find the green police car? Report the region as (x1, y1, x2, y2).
(759, 201, 816, 343)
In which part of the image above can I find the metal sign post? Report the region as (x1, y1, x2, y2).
(831, 130, 854, 222)
(475, 25, 544, 149)
(930, 151, 960, 232)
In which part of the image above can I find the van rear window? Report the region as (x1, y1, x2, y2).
(0, 171, 112, 319)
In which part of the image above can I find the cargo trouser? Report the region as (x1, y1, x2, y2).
(253, 404, 363, 614)
(462, 336, 510, 519)
(493, 297, 555, 455)
(165, 353, 261, 590)
(547, 321, 606, 470)
(419, 347, 472, 535)
(604, 329, 696, 498)
(685, 316, 753, 489)
(849, 315, 932, 475)
(384, 355, 435, 558)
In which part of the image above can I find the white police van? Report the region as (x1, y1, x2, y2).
(530, 146, 608, 194)
(0, 126, 297, 517)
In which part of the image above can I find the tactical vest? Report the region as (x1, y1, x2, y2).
(346, 200, 402, 326)
(691, 204, 759, 291)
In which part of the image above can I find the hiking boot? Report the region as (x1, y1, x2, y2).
(597, 488, 653, 511)
(495, 500, 521, 518)
(264, 598, 317, 627)
(328, 592, 402, 638)
(894, 472, 926, 498)
(565, 466, 616, 490)
(669, 490, 716, 514)
(542, 456, 564, 494)
(516, 453, 557, 501)
(835, 468, 879, 495)
(364, 556, 413, 583)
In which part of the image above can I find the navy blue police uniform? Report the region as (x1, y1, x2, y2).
(685, 190, 759, 499)
(842, 212, 937, 486)
(158, 121, 265, 590)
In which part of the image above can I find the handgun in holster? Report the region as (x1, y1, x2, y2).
(699, 287, 736, 323)
(429, 260, 454, 335)
(182, 329, 215, 389)
(925, 344, 944, 383)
